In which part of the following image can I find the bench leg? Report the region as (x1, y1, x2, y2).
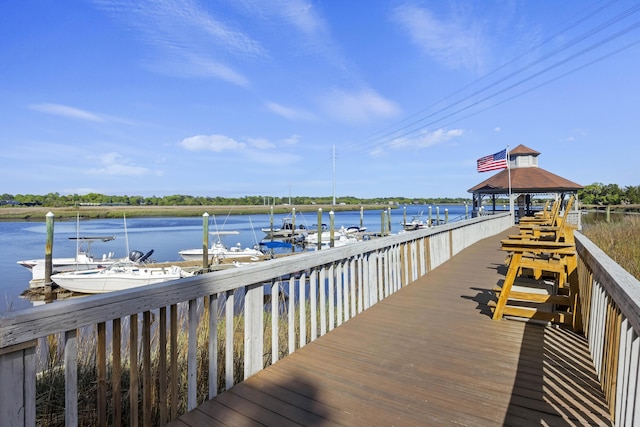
(493, 252, 522, 320)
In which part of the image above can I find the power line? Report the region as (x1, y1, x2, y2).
(343, 0, 623, 154)
(343, 1, 640, 156)
(385, 18, 640, 147)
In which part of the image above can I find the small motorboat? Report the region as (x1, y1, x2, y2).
(51, 262, 193, 294)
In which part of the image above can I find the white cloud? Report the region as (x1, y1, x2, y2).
(389, 128, 464, 150)
(232, 0, 328, 37)
(278, 0, 326, 34)
(244, 148, 301, 166)
(29, 103, 105, 122)
(321, 89, 401, 124)
(393, 4, 487, 73)
(266, 102, 315, 121)
(93, 0, 263, 85)
(87, 152, 149, 176)
(494, 127, 501, 132)
(159, 52, 249, 86)
(369, 147, 387, 158)
(179, 134, 247, 152)
(282, 134, 301, 145)
(248, 138, 275, 149)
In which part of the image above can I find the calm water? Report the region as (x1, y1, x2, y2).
(0, 205, 470, 314)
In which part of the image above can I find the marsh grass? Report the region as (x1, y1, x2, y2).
(33, 289, 318, 426)
(582, 215, 640, 280)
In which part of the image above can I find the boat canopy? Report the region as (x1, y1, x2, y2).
(68, 236, 116, 242)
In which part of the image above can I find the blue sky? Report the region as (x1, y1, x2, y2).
(1, 1, 639, 199)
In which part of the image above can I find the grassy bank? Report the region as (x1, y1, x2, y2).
(582, 215, 640, 280)
(0, 204, 391, 220)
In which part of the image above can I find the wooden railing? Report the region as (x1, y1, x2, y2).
(0, 214, 511, 426)
(575, 232, 640, 426)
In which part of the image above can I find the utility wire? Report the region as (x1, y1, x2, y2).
(437, 36, 640, 130)
(342, 0, 622, 153)
(343, 1, 640, 155)
(384, 17, 640, 147)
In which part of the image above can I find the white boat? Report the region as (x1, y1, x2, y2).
(51, 262, 193, 294)
(16, 236, 150, 282)
(261, 217, 308, 240)
(305, 226, 360, 248)
(401, 213, 428, 231)
(178, 231, 264, 262)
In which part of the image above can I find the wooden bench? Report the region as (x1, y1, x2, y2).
(518, 199, 560, 226)
(490, 238, 581, 331)
(509, 195, 576, 243)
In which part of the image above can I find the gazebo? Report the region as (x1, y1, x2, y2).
(468, 144, 583, 219)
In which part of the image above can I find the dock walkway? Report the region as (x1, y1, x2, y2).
(170, 229, 611, 426)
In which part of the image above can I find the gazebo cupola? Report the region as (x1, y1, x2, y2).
(509, 144, 540, 169)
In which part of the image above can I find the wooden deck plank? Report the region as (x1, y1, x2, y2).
(169, 229, 612, 426)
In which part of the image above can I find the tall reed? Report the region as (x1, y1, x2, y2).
(582, 215, 640, 280)
(33, 287, 309, 425)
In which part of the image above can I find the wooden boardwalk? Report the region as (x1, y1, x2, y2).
(169, 229, 612, 426)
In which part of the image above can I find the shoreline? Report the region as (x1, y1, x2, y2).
(0, 204, 399, 220)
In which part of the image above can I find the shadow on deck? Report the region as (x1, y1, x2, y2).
(170, 229, 611, 426)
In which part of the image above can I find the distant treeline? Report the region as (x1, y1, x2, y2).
(2, 182, 637, 208)
(0, 192, 471, 208)
(578, 183, 640, 205)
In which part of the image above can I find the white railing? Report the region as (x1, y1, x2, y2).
(575, 232, 640, 426)
(0, 213, 511, 426)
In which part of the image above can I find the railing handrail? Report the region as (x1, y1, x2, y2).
(575, 231, 640, 332)
(574, 231, 640, 425)
(0, 214, 509, 349)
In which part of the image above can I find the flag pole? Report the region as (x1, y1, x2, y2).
(507, 145, 514, 225)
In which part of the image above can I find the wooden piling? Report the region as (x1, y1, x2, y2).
(202, 212, 209, 270)
(403, 207, 407, 230)
(44, 212, 54, 290)
(317, 208, 323, 251)
(291, 208, 296, 253)
(269, 207, 274, 241)
(329, 211, 335, 248)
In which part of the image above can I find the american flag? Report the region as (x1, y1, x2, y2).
(477, 149, 508, 172)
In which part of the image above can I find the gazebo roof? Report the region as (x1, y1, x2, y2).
(468, 167, 583, 194)
(509, 144, 540, 156)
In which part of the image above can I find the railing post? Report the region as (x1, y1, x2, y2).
(0, 341, 37, 427)
(65, 330, 78, 427)
(244, 284, 264, 378)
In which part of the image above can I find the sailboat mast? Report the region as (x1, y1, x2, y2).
(332, 144, 336, 206)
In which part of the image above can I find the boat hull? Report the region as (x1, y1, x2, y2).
(18, 257, 120, 281)
(51, 265, 189, 294)
(178, 247, 263, 261)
